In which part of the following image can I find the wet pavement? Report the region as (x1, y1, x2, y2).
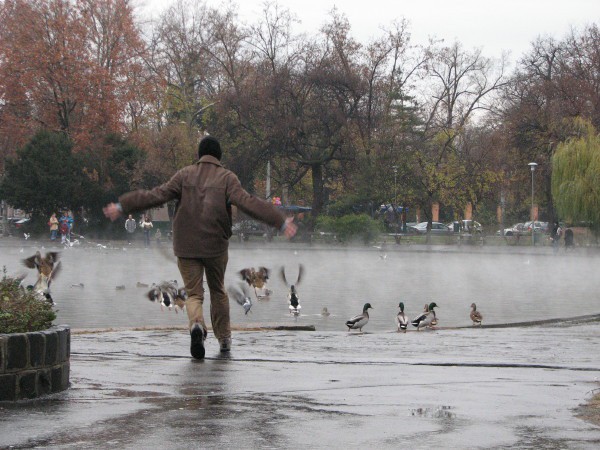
(1, 321, 599, 449)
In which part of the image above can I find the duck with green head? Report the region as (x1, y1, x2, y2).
(396, 302, 409, 332)
(346, 302, 372, 332)
(411, 302, 438, 330)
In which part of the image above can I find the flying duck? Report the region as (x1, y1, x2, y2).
(147, 281, 186, 312)
(240, 266, 271, 298)
(228, 283, 253, 315)
(470, 303, 483, 326)
(396, 302, 409, 332)
(288, 285, 301, 316)
(281, 265, 304, 316)
(411, 302, 438, 331)
(22, 251, 61, 304)
(346, 303, 373, 332)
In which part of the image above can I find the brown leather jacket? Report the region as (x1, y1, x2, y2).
(119, 155, 285, 258)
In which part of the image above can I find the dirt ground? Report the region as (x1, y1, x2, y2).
(576, 389, 600, 427)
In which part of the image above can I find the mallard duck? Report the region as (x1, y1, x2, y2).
(470, 302, 483, 325)
(288, 285, 301, 316)
(240, 266, 271, 298)
(346, 303, 372, 332)
(147, 280, 186, 313)
(22, 251, 61, 305)
(281, 265, 304, 316)
(321, 307, 331, 317)
(22, 251, 59, 278)
(396, 302, 409, 332)
(228, 283, 253, 315)
(411, 302, 438, 331)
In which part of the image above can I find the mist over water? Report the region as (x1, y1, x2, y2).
(2, 241, 599, 332)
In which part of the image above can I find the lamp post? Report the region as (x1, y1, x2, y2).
(392, 166, 398, 205)
(528, 162, 538, 246)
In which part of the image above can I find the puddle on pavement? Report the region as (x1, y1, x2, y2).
(410, 405, 455, 419)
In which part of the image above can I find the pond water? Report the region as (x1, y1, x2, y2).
(2, 240, 599, 332)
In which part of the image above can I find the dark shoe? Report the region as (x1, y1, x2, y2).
(219, 338, 231, 353)
(190, 324, 206, 359)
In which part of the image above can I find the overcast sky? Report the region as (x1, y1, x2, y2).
(140, 0, 598, 64)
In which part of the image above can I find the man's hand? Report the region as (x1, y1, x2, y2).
(283, 216, 297, 239)
(103, 203, 123, 222)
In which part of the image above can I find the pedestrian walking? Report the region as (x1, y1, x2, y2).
(103, 135, 297, 359)
(59, 211, 69, 244)
(140, 216, 153, 247)
(551, 221, 562, 254)
(124, 214, 136, 244)
(48, 213, 59, 241)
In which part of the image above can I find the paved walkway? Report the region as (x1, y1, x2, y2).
(1, 321, 599, 449)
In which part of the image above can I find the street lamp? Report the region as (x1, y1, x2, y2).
(392, 166, 398, 205)
(392, 165, 399, 233)
(528, 162, 538, 246)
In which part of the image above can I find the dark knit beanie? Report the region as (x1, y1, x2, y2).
(198, 136, 222, 160)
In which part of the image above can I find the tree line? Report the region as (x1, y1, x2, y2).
(1, 0, 599, 232)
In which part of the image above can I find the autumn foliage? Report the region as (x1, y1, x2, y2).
(0, 0, 151, 159)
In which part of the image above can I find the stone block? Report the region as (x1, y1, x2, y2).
(28, 332, 46, 367)
(61, 362, 70, 389)
(0, 374, 16, 401)
(57, 329, 68, 362)
(66, 329, 70, 359)
(7, 334, 27, 370)
(44, 331, 58, 366)
(18, 371, 37, 399)
(51, 365, 63, 393)
(37, 369, 52, 396)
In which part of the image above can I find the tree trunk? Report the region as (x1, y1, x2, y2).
(311, 163, 325, 218)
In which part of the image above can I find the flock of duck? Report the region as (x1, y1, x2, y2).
(18, 252, 484, 332)
(345, 301, 482, 333)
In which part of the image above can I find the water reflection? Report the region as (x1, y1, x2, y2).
(2, 242, 599, 331)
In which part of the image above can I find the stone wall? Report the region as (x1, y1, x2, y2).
(0, 325, 70, 401)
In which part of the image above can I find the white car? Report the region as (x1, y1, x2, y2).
(409, 221, 450, 235)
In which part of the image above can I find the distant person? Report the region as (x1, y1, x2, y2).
(155, 228, 162, 246)
(103, 135, 297, 359)
(125, 214, 137, 244)
(564, 228, 575, 251)
(551, 221, 562, 254)
(67, 210, 74, 239)
(48, 213, 59, 241)
(140, 216, 153, 247)
(59, 211, 70, 244)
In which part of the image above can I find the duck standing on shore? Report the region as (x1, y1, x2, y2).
(346, 303, 373, 332)
(396, 302, 409, 332)
(470, 303, 483, 326)
(411, 302, 438, 331)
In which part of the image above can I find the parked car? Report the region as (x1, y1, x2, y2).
(7, 217, 31, 232)
(408, 221, 450, 235)
(446, 220, 483, 234)
(232, 219, 268, 241)
(524, 221, 549, 233)
(497, 222, 527, 237)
